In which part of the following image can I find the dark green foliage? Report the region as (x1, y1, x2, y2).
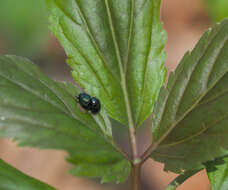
(151, 18, 228, 173)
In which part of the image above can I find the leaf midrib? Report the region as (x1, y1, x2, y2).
(104, 0, 124, 72)
(104, 0, 135, 127)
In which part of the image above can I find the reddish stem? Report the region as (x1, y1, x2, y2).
(130, 163, 141, 190)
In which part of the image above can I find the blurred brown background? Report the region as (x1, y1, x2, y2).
(0, 0, 219, 189)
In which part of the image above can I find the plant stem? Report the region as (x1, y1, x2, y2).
(164, 169, 202, 190)
(130, 163, 141, 190)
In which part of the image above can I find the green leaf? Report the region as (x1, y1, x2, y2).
(205, 0, 228, 22)
(150, 19, 228, 173)
(0, 55, 130, 183)
(46, 0, 166, 126)
(0, 158, 55, 190)
(205, 156, 228, 190)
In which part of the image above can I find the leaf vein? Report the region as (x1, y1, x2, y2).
(161, 114, 228, 148)
(0, 117, 87, 146)
(0, 103, 112, 147)
(59, 21, 111, 98)
(0, 73, 69, 115)
(199, 85, 228, 106)
(72, 0, 119, 80)
(53, 0, 81, 25)
(2, 56, 76, 117)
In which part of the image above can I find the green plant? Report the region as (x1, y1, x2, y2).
(0, 0, 227, 190)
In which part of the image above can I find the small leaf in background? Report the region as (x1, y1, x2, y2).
(0, 0, 48, 57)
(164, 169, 202, 190)
(0, 55, 130, 183)
(46, 0, 166, 127)
(204, 0, 228, 22)
(0, 159, 55, 190)
(150, 19, 228, 173)
(205, 156, 228, 190)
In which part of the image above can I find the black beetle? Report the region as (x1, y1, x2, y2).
(76, 93, 101, 114)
